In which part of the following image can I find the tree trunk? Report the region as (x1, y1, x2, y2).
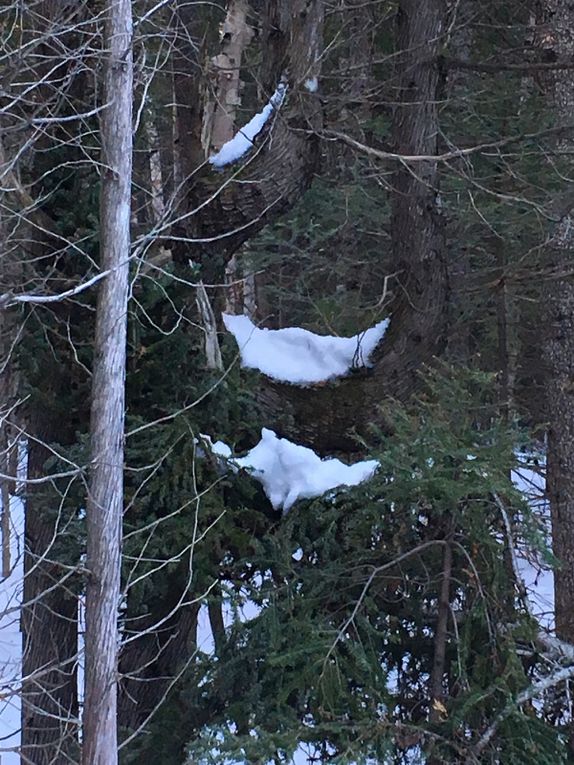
(21, 436, 79, 765)
(374, 0, 447, 397)
(82, 0, 132, 762)
(118, 585, 200, 734)
(203, 0, 254, 155)
(172, 0, 324, 279)
(257, 0, 448, 453)
(539, 0, 574, 647)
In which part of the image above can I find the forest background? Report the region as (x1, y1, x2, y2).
(2, 0, 574, 763)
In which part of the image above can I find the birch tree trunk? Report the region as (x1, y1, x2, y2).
(82, 1, 132, 761)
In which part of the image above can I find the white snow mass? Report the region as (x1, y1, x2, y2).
(213, 428, 378, 514)
(0, 494, 24, 765)
(512, 453, 554, 629)
(223, 314, 389, 385)
(304, 77, 319, 93)
(209, 84, 286, 168)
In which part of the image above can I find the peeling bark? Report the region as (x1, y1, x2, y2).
(203, 0, 255, 155)
(196, 281, 223, 370)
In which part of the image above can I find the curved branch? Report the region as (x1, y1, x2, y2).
(172, 0, 324, 280)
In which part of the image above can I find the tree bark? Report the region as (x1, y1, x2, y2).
(257, 0, 448, 453)
(118, 587, 200, 734)
(82, 1, 132, 762)
(21, 437, 79, 765)
(429, 541, 452, 720)
(538, 0, 574, 647)
(203, 0, 254, 155)
(374, 0, 447, 395)
(5, 41, 82, 758)
(172, 0, 324, 281)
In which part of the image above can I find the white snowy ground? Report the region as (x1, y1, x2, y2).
(511, 453, 554, 628)
(0, 494, 24, 765)
(223, 314, 390, 385)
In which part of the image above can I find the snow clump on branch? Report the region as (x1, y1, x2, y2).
(222, 313, 389, 385)
(205, 428, 379, 514)
(208, 84, 287, 168)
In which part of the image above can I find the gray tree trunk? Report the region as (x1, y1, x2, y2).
(82, 0, 133, 762)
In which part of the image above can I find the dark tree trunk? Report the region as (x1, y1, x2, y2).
(538, 0, 574, 646)
(118, 582, 200, 733)
(546, 275, 574, 642)
(373, 0, 447, 397)
(258, 0, 448, 453)
(21, 436, 79, 765)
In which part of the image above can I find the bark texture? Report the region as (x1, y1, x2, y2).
(82, 1, 132, 762)
(203, 0, 254, 154)
(259, 0, 448, 453)
(118, 580, 200, 733)
(7, 28, 82, 755)
(539, 0, 574, 646)
(21, 436, 79, 765)
(173, 0, 324, 281)
(373, 0, 447, 396)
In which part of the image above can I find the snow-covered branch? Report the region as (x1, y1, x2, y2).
(223, 313, 389, 385)
(208, 83, 287, 168)
(203, 428, 379, 513)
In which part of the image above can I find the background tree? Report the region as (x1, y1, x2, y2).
(539, 0, 574, 648)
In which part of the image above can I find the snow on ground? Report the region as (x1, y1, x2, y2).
(223, 314, 390, 385)
(511, 453, 554, 629)
(0, 494, 24, 765)
(0, 448, 552, 765)
(209, 84, 286, 168)
(208, 428, 379, 514)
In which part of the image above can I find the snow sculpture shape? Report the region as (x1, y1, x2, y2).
(223, 314, 389, 385)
